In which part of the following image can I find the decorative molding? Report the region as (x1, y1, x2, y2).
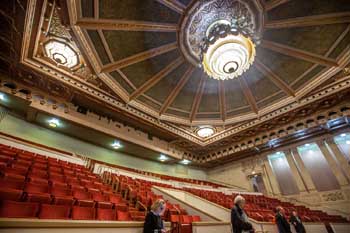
(76, 18, 178, 32)
(265, 12, 350, 29)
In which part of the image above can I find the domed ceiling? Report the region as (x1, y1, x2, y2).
(7, 0, 350, 162)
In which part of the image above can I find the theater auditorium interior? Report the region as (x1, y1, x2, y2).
(0, 0, 349, 233)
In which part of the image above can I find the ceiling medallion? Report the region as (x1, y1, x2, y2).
(196, 126, 216, 138)
(179, 0, 264, 80)
(44, 39, 79, 68)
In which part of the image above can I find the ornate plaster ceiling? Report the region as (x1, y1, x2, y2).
(3, 0, 350, 162)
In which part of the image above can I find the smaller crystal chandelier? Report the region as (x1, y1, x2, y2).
(199, 9, 260, 80)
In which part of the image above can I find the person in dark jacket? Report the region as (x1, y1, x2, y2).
(275, 206, 292, 233)
(231, 195, 255, 233)
(143, 199, 166, 233)
(290, 211, 306, 233)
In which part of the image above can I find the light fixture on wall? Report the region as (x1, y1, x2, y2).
(48, 118, 60, 128)
(159, 154, 168, 162)
(196, 126, 215, 138)
(180, 159, 191, 165)
(111, 140, 122, 149)
(44, 39, 79, 68)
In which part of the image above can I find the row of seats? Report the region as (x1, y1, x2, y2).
(0, 200, 133, 220)
(0, 144, 196, 225)
(183, 188, 348, 223)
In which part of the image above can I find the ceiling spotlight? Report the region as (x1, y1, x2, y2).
(159, 154, 168, 162)
(346, 141, 350, 145)
(196, 126, 215, 138)
(0, 93, 5, 101)
(341, 133, 347, 137)
(305, 143, 310, 147)
(180, 159, 191, 165)
(111, 140, 122, 149)
(276, 151, 282, 155)
(48, 118, 60, 128)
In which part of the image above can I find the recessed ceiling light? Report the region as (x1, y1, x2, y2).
(276, 151, 282, 155)
(111, 140, 122, 149)
(159, 154, 168, 162)
(196, 126, 215, 138)
(180, 159, 191, 165)
(48, 118, 60, 128)
(305, 143, 310, 147)
(340, 133, 346, 137)
(0, 93, 5, 101)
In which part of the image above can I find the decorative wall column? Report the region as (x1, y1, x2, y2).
(284, 149, 308, 193)
(325, 138, 350, 179)
(316, 140, 349, 187)
(291, 148, 317, 192)
(263, 158, 281, 196)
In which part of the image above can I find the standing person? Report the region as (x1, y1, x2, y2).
(290, 210, 306, 233)
(143, 199, 166, 233)
(275, 206, 292, 233)
(231, 195, 255, 233)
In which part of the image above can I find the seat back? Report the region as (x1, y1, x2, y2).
(0, 200, 39, 218)
(117, 210, 131, 221)
(25, 183, 49, 194)
(72, 206, 95, 220)
(39, 204, 71, 219)
(96, 208, 117, 220)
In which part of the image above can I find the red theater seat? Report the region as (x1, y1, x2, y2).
(39, 204, 71, 219)
(73, 189, 94, 207)
(51, 187, 74, 206)
(191, 215, 201, 222)
(96, 208, 117, 220)
(72, 206, 95, 220)
(25, 183, 51, 204)
(117, 210, 131, 221)
(92, 193, 113, 209)
(0, 200, 39, 218)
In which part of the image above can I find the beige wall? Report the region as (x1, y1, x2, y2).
(207, 162, 251, 191)
(0, 114, 206, 180)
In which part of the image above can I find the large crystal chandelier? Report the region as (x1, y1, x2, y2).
(198, 2, 260, 80)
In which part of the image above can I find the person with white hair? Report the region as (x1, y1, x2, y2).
(231, 195, 255, 233)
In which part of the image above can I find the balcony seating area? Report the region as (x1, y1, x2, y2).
(104, 163, 222, 188)
(0, 143, 201, 230)
(183, 188, 348, 223)
(1, 141, 348, 227)
(0, 144, 144, 220)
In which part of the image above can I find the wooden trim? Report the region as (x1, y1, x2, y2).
(265, 12, 350, 29)
(261, 40, 339, 67)
(76, 18, 178, 32)
(159, 66, 194, 115)
(101, 42, 178, 73)
(190, 74, 206, 122)
(264, 0, 290, 11)
(155, 0, 186, 14)
(255, 59, 295, 97)
(192, 221, 231, 226)
(129, 57, 184, 101)
(239, 78, 258, 114)
(218, 81, 226, 121)
(97, 29, 114, 62)
(0, 218, 171, 228)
